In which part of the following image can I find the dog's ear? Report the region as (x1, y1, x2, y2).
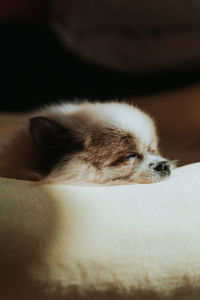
(29, 116, 83, 158)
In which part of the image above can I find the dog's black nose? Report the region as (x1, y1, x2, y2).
(154, 161, 171, 175)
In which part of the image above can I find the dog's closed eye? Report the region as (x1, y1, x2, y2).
(118, 153, 142, 161)
(111, 153, 143, 166)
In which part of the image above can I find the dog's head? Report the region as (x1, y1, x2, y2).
(29, 102, 171, 185)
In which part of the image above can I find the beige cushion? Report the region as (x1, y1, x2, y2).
(1, 162, 200, 299)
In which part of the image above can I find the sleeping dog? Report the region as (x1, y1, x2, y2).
(0, 102, 171, 185)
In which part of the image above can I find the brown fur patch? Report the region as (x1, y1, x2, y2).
(85, 126, 138, 169)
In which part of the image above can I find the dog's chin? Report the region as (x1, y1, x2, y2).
(130, 170, 171, 184)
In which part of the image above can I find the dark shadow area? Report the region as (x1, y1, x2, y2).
(2, 23, 200, 112)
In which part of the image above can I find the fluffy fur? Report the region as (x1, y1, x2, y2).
(0, 102, 171, 185)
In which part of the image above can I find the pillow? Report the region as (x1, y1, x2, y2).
(1, 163, 200, 300)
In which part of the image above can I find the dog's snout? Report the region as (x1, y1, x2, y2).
(154, 161, 170, 174)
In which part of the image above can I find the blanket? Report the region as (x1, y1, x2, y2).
(0, 163, 200, 300)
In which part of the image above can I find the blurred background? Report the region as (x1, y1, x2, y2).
(1, 0, 200, 165)
(2, 0, 200, 111)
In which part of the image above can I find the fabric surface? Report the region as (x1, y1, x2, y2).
(1, 163, 200, 300)
(51, 0, 200, 72)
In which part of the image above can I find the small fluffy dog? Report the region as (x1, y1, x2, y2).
(0, 102, 171, 185)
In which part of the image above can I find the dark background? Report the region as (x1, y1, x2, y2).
(2, 23, 200, 112)
(1, 0, 200, 112)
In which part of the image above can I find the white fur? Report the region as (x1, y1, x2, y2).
(87, 103, 156, 147)
(39, 101, 157, 146)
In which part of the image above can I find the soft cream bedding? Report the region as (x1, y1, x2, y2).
(1, 163, 200, 300)
(0, 85, 200, 299)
